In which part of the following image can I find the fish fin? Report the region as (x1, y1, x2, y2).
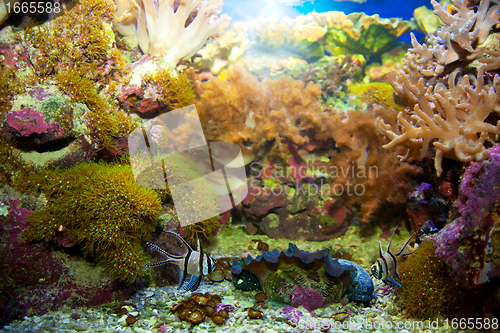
(385, 278, 402, 288)
(166, 231, 194, 252)
(379, 241, 384, 257)
(184, 275, 202, 291)
(196, 238, 202, 252)
(146, 241, 184, 260)
(145, 260, 174, 268)
(395, 230, 417, 256)
(177, 270, 188, 290)
(387, 226, 399, 253)
(395, 266, 401, 280)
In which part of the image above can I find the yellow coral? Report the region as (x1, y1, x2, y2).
(349, 82, 404, 111)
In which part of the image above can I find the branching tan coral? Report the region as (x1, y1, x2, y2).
(377, 0, 500, 177)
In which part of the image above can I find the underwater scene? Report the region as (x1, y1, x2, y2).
(1, 0, 500, 332)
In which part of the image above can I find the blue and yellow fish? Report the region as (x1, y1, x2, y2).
(146, 231, 217, 291)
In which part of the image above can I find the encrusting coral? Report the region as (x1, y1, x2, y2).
(377, 0, 500, 176)
(115, 0, 230, 67)
(17, 162, 162, 282)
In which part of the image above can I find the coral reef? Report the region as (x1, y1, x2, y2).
(253, 11, 413, 58)
(435, 143, 500, 288)
(0, 197, 135, 319)
(349, 82, 403, 111)
(413, 5, 443, 35)
(196, 67, 324, 157)
(116, 0, 230, 67)
(24, 0, 117, 77)
(118, 64, 195, 116)
(17, 162, 162, 282)
(231, 244, 374, 310)
(315, 109, 422, 223)
(0, 137, 32, 185)
(398, 240, 464, 319)
(0, 84, 100, 167)
(5, 108, 47, 136)
(242, 170, 353, 241)
(288, 55, 364, 105)
(377, 0, 500, 176)
(198, 68, 420, 223)
(55, 68, 137, 151)
(363, 45, 407, 82)
(405, 182, 449, 233)
(194, 24, 250, 74)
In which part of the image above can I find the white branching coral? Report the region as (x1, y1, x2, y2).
(115, 0, 230, 67)
(377, 0, 500, 176)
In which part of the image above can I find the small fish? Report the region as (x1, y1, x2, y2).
(370, 226, 415, 288)
(146, 231, 217, 291)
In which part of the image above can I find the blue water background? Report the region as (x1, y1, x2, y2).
(222, 0, 434, 43)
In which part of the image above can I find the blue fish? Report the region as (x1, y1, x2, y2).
(146, 231, 216, 291)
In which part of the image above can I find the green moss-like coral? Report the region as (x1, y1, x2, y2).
(18, 162, 162, 282)
(142, 67, 196, 109)
(0, 137, 33, 185)
(24, 0, 116, 76)
(55, 69, 138, 149)
(397, 241, 464, 319)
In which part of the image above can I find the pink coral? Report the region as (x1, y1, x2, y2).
(6, 108, 48, 136)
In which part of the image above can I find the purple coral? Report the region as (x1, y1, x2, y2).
(435, 143, 500, 288)
(6, 108, 48, 136)
(216, 303, 236, 313)
(291, 286, 324, 312)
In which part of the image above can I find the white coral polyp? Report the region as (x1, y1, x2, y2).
(137, 0, 230, 67)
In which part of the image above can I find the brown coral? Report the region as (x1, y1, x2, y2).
(196, 67, 323, 158)
(315, 109, 422, 222)
(197, 68, 421, 222)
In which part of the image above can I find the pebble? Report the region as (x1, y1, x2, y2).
(0, 279, 452, 333)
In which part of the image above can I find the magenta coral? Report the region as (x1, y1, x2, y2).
(435, 143, 500, 288)
(6, 108, 48, 136)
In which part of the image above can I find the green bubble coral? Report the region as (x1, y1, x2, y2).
(18, 162, 162, 282)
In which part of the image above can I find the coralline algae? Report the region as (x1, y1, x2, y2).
(231, 244, 374, 310)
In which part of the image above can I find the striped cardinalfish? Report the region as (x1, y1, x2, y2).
(371, 226, 415, 288)
(146, 231, 217, 291)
